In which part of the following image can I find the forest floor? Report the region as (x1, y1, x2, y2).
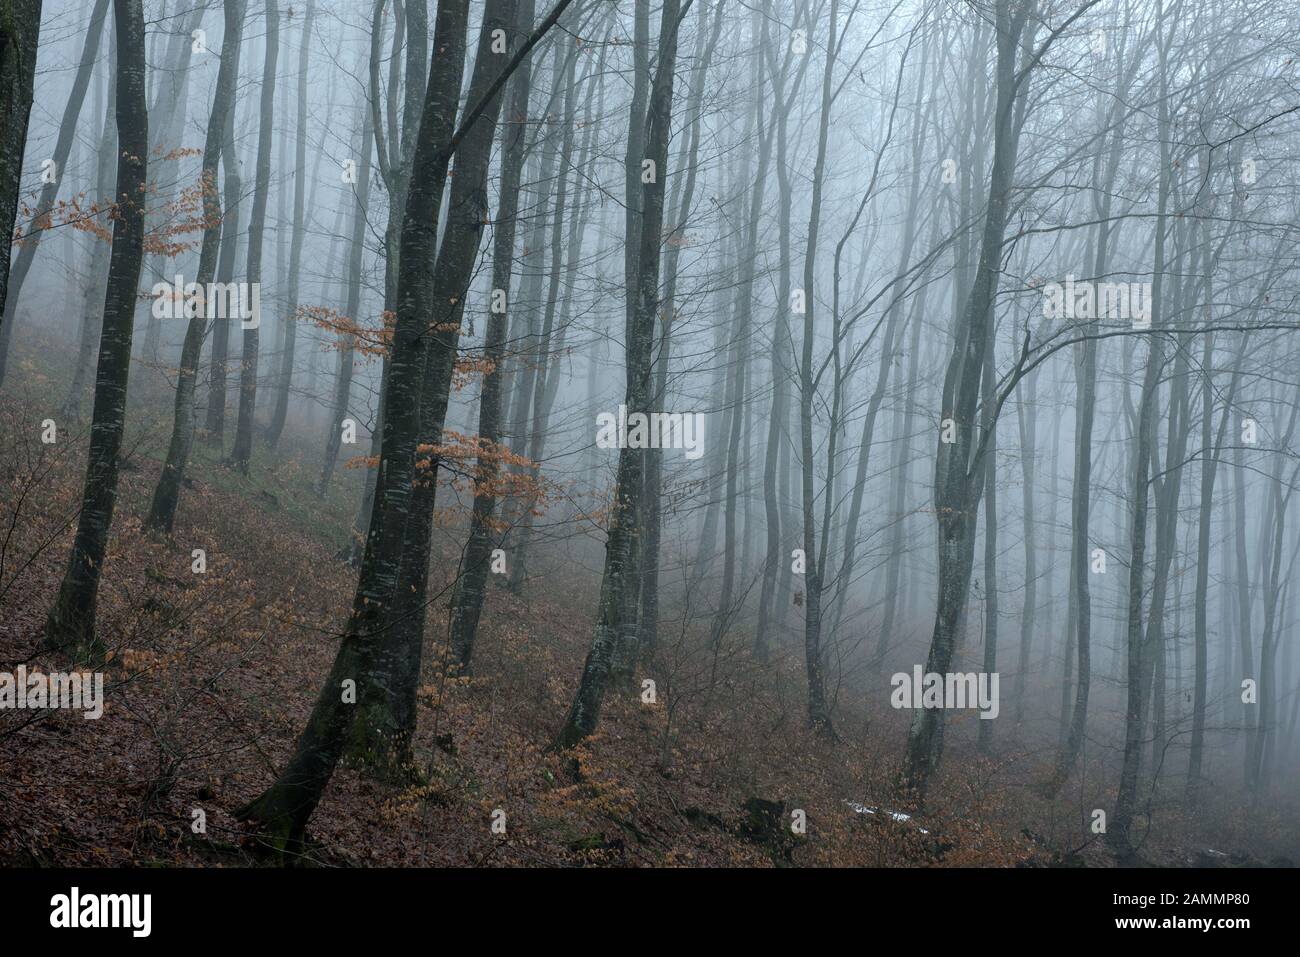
(2, 335, 1298, 867)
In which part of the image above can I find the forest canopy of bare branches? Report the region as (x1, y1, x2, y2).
(1, 0, 1299, 912)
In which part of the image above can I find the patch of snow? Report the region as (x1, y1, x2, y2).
(844, 800, 930, 835)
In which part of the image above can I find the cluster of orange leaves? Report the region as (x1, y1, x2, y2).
(12, 158, 212, 258)
(303, 305, 393, 358)
(452, 355, 497, 391)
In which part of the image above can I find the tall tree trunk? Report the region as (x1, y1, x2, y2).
(43, 0, 147, 661)
(1046, 97, 1127, 791)
(1008, 358, 1036, 720)
(902, 0, 1031, 794)
(342, 0, 524, 772)
(829, 31, 931, 639)
(977, 321, 998, 753)
(795, 0, 842, 737)
(1110, 31, 1174, 851)
(139, 0, 204, 365)
(446, 0, 538, 673)
(343, 0, 426, 561)
(754, 187, 791, 659)
(146, 0, 247, 532)
(317, 94, 374, 495)
(266, 0, 315, 448)
(203, 100, 246, 447)
(554, 0, 687, 750)
(63, 34, 116, 422)
(641, 0, 720, 656)
(711, 23, 768, 651)
(230, 0, 279, 472)
(236, 0, 485, 847)
(505, 39, 581, 592)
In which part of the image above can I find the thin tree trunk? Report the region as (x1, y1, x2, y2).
(146, 0, 246, 532)
(0, 0, 107, 386)
(446, 0, 539, 673)
(317, 94, 374, 495)
(230, 0, 279, 471)
(266, 0, 315, 448)
(63, 35, 116, 422)
(203, 100, 246, 447)
(902, 0, 1031, 794)
(554, 0, 688, 750)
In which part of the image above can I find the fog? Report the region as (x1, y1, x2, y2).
(1, 0, 1298, 869)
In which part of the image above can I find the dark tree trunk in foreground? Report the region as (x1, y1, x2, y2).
(238, 0, 569, 849)
(44, 0, 148, 662)
(0, 0, 42, 352)
(345, 0, 520, 769)
(237, 0, 476, 845)
(146, 0, 246, 533)
(341, 0, 428, 561)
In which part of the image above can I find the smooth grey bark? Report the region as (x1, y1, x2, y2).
(977, 315, 998, 754)
(554, 0, 689, 750)
(317, 94, 374, 495)
(0, 0, 108, 386)
(795, 0, 843, 737)
(902, 0, 1035, 794)
(447, 0, 539, 673)
(146, 0, 246, 532)
(203, 96, 246, 446)
(1012, 363, 1036, 723)
(140, 0, 205, 364)
(265, 0, 315, 448)
(640, 0, 721, 656)
(63, 34, 116, 422)
(339, 0, 427, 560)
(229, 0, 279, 472)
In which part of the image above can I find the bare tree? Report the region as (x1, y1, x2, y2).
(43, 0, 148, 661)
